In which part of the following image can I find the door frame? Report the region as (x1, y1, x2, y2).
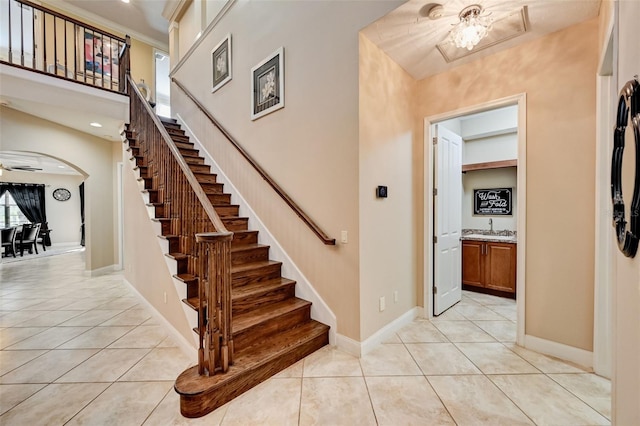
(424, 93, 527, 346)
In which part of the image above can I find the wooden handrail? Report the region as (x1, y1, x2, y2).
(172, 78, 336, 246)
(129, 75, 229, 235)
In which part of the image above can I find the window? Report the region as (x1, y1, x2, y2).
(0, 191, 29, 228)
(155, 50, 171, 117)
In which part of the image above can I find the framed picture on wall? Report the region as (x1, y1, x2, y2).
(211, 34, 232, 93)
(474, 188, 513, 215)
(251, 47, 284, 120)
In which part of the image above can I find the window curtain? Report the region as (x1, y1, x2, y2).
(79, 182, 85, 246)
(4, 183, 50, 245)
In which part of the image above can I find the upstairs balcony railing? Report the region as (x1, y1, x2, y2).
(0, 0, 130, 94)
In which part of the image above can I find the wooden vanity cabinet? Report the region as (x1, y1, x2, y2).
(462, 240, 517, 296)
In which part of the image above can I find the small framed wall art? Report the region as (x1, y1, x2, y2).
(211, 34, 232, 93)
(251, 47, 284, 120)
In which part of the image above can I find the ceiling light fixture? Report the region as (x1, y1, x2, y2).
(121, 0, 130, 3)
(90, 122, 103, 128)
(450, 4, 492, 51)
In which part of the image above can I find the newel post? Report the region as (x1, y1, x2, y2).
(195, 231, 234, 375)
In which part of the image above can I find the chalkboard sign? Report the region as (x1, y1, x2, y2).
(474, 188, 512, 215)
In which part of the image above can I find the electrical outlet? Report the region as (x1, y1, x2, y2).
(379, 296, 386, 312)
(164, 292, 167, 304)
(394, 291, 398, 303)
(341, 230, 348, 244)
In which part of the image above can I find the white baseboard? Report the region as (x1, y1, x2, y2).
(123, 278, 198, 359)
(86, 264, 117, 277)
(524, 334, 593, 369)
(336, 307, 424, 357)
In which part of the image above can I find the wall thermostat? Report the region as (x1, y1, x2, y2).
(376, 185, 388, 198)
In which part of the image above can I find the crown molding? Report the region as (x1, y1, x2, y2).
(41, 0, 169, 52)
(163, 0, 190, 23)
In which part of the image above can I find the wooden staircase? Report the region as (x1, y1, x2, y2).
(125, 117, 329, 418)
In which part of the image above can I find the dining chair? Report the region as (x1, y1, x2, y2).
(1, 227, 18, 258)
(18, 223, 41, 256)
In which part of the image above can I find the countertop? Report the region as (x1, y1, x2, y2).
(461, 229, 517, 244)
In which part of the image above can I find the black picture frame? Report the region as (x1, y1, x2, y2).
(211, 34, 232, 93)
(251, 47, 284, 120)
(474, 188, 512, 216)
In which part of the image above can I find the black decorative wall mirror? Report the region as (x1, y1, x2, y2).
(611, 76, 640, 258)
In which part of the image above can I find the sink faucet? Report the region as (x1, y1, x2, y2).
(489, 218, 494, 234)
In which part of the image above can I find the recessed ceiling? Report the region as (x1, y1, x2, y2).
(361, 0, 601, 80)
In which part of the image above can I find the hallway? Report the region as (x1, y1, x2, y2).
(0, 252, 610, 425)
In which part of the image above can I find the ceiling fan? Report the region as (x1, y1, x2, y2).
(0, 163, 43, 172)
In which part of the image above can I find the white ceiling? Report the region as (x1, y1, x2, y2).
(361, 0, 601, 80)
(0, 151, 82, 176)
(50, 0, 171, 49)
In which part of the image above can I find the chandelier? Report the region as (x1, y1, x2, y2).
(450, 4, 492, 51)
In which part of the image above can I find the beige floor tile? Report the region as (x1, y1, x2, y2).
(432, 320, 496, 342)
(453, 304, 511, 321)
(0, 310, 48, 328)
(503, 343, 589, 373)
(490, 374, 610, 425)
(274, 360, 304, 378)
(381, 333, 402, 343)
(303, 346, 362, 377)
(487, 305, 517, 321)
(367, 376, 455, 425)
(58, 326, 134, 349)
(100, 309, 152, 326)
(61, 298, 113, 311)
(108, 325, 168, 348)
(119, 347, 194, 381)
(299, 377, 376, 426)
(0, 384, 46, 415)
(59, 309, 124, 327)
(56, 348, 150, 382)
(156, 335, 182, 348)
(223, 378, 301, 425)
(455, 343, 539, 374)
(0, 298, 49, 311)
(406, 343, 481, 375)
(431, 308, 467, 321)
(396, 321, 448, 343)
(549, 373, 611, 419)
(0, 327, 47, 349)
(143, 389, 228, 425)
(1, 349, 98, 384)
(0, 349, 47, 376)
(464, 291, 516, 306)
(6, 326, 90, 349)
(20, 298, 76, 311)
(428, 375, 534, 425)
(0, 382, 109, 425)
(66, 381, 173, 426)
(13, 310, 83, 327)
(473, 320, 517, 342)
(96, 297, 140, 310)
(360, 344, 421, 376)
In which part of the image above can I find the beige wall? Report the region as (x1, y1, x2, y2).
(415, 19, 599, 351)
(358, 35, 420, 339)
(122, 146, 195, 346)
(608, 0, 640, 423)
(171, 0, 402, 340)
(0, 172, 83, 244)
(0, 107, 117, 271)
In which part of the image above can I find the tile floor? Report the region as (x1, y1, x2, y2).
(0, 251, 611, 425)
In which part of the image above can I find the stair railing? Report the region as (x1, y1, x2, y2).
(0, 0, 130, 94)
(127, 75, 234, 375)
(172, 78, 336, 246)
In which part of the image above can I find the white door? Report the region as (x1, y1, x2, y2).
(433, 124, 463, 315)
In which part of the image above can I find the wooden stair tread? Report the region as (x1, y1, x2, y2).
(183, 297, 199, 310)
(232, 297, 310, 334)
(231, 243, 270, 254)
(231, 277, 296, 300)
(232, 260, 281, 274)
(175, 273, 198, 284)
(166, 252, 188, 260)
(175, 320, 328, 395)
